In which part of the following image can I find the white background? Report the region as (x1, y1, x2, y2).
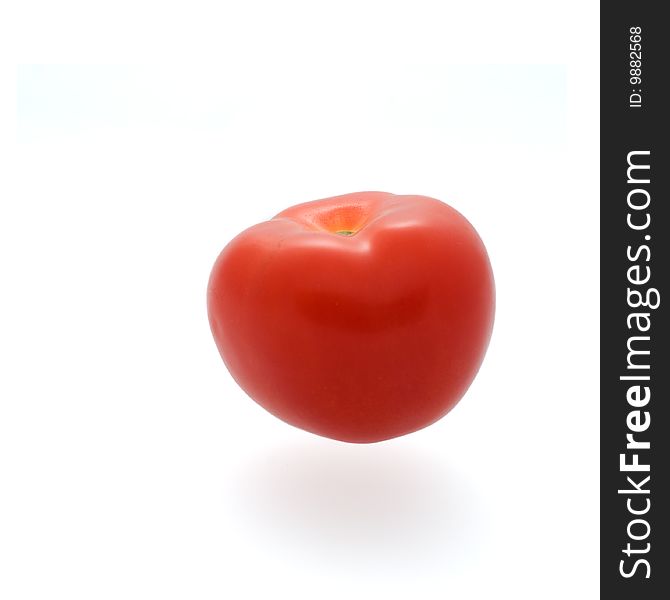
(0, 2, 599, 599)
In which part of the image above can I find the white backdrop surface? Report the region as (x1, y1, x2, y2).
(1, 3, 599, 599)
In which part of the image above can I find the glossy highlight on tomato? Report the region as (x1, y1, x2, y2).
(207, 192, 495, 443)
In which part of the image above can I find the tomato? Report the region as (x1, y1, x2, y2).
(207, 192, 495, 443)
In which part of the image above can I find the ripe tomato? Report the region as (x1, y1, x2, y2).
(207, 192, 495, 443)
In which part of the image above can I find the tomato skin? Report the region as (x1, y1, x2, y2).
(208, 192, 495, 443)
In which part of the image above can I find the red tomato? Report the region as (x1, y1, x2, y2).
(207, 192, 495, 443)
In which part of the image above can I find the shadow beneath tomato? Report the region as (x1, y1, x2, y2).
(227, 438, 488, 575)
